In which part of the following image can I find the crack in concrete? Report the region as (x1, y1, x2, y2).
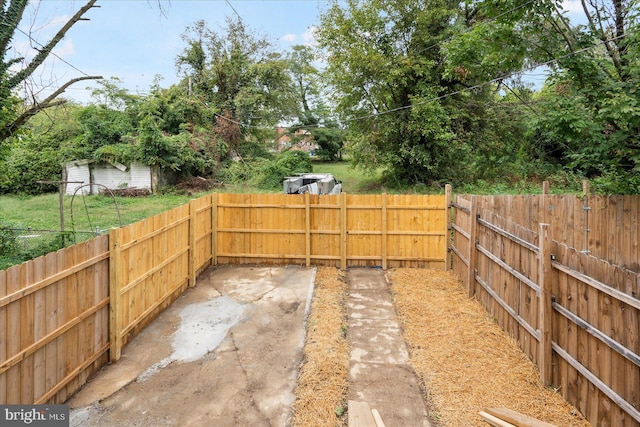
(229, 331, 272, 425)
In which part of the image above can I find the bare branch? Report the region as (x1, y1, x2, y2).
(7, 0, 100, 89)
(1, 75, 102, 139)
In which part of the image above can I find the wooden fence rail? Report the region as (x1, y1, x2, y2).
(450, 194, 640, 427)
(1, 192, 447, 404)
(472, 193, 640, 273)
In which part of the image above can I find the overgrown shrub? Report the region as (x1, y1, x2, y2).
(253, 150, 312, 190)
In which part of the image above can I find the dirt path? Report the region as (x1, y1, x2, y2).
(68, 266, 315, 427)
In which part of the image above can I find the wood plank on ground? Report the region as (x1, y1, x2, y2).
(348, 400, 377, 427)
(484, 408, 558, 427)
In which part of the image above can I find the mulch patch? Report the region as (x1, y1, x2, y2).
(292, 267, 349, 427)
(389, 268, 591, 427)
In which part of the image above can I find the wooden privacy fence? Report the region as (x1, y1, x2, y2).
(0, 237, 110, 405)
(214, 193, 447, 269)
(1, 192, 447, 404)
(450, 194, 640, 427)
(475, 192, 640, 273)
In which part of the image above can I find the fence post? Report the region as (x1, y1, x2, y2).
(382, 193, 388, 270)
(445, 184, 452, 270)
(189, 199, 197, 288)
(582, 180, 590, 196)
(305, 192, 311, 267)
(211, 193, 218, 266)
(467, 196, 478, 297)
(538, 223, 553, 386)
(340, 192, 347, 270)
(542, 180, 550, 195)
(108, 227, 122, 362)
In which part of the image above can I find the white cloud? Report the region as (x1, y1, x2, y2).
(281, 34, 297, 43)
(302, 26, 317, 46)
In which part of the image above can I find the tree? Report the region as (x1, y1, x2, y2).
(0, 0, 102, 143)
(176, 17, 296, 153)
(318, 0, 472, 185)
(444, 0, 640, 192)
(286, 44, 345, 161)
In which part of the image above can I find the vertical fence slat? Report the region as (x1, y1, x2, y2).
(211, 193, 218, 266)
(305, 192, 311, 267)
(340, 192, 347, 270)
(0, 269, 6, 403)
(467, 196, 478, 298)
(109, 228, 122, 362)
(538, 223, 552, 386)
(382, 194, 388, 270)
(189, 200, 197, 288)
(445, 184, 452, 270)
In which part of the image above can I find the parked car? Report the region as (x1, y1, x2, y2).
(283, 173, 342, 195)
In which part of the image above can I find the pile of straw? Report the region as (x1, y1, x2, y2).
(389, 268, 591, 427)
(292, 267, 349, 427)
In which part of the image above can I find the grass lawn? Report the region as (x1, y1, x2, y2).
(0, 161, 386, 233)
(0, 192, 201, 233)
(311, 160, 385, 193)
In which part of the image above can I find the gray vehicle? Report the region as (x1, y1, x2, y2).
(283, 173, 342, 195)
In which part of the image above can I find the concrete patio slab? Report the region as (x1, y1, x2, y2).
(68, 265, 315, 427)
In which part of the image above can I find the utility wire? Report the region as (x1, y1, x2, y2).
(1, 14, 94, 78)
(203, 30, 633, 132)
(342, 31, 633, 123)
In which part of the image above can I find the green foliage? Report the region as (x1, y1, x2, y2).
(318, 0, 467, 185)
(444, 0, 640, 193)
(0, 224, 76, 270)
(0, 139, 62, 194)
(0, 225, 19, 258)
(74, 105, 136, 159)
(310, 126, 345, 161)
(134, 115, 209, 176)
(591, 168, 640, 195)
(219, 150, 312, 190)
(252, 150, 313, 190)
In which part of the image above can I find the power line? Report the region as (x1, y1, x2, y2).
(341, 31, 634, 123)
(224, 0, 243, 22)
(198, 31, 633, 132)
(1, 14, 94, 79)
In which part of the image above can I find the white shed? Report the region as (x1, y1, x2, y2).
(63, 160, 155, 195)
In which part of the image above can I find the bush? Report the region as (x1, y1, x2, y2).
(253, 150, 312, 190)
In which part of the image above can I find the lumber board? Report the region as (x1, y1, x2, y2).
(348, 400, 377, 427)
(371, 409, 386, 427)
(485, 408, 557, 427)
(479, 411, 515, 427)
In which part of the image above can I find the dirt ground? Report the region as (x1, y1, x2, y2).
(68, 265, 315, 427)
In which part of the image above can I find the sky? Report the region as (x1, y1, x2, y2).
(10, 0, 586, 105)
(12, 0, 329, 104)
